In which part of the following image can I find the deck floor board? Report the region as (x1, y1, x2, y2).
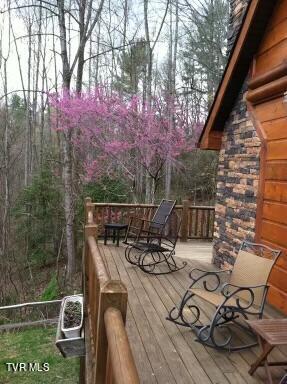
(98, 242, 286, 384)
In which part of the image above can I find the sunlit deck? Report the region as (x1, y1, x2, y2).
(98, 241, 286, 384)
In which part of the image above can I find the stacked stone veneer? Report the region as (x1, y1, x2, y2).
(227, 0, 251, 54)
(212, 81, 261, 268)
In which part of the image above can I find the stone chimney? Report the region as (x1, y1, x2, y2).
(227, 0, 251, 54)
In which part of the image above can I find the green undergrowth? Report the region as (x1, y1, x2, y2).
(0, 326, 79, 383)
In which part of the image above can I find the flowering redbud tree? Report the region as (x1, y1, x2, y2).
(50, 88, 202, 202)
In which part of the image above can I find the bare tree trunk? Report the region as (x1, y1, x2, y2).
(88, 35, 92, 92)
(57, 0, 104, 279)
(25, 21, 33, 186)
(143, 0, 152, 203)
(58, 0, 75, 279)
(145, 172, 151, 204)
(143, 0, 152, 108)
(75, 0, 86, 94)
(165, 2, 173, 200)
(143, 0, 169, 202)
(62, 131, 75, 277)
(40, 15, 48, 166)
(95, 21, 101, 86)
(32, 1, 43, 169)
(165, 0, 178, 200)
(2, 60, 10, 263)
(121, 0, 128, 81)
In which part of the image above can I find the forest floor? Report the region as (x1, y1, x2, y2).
(5, 258, 82, 307)
(0, 326, 79, 383)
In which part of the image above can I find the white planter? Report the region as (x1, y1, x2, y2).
(61, 295, 83, 339)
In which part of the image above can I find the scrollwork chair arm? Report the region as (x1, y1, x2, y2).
(189, 268, 232, 281)
(221, 282, 267, 296)
(220, 283, 268, 310)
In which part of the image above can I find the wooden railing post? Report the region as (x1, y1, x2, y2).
(85, 196, 94, 225)
(181, 200, 189, 242)
(95, 280, 128, 384)
(85, 197, 98, 241)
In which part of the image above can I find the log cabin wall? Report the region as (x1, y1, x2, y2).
(213, 81, 261, 268)
(246, 0, 287, 313)
(213, 0, 260, 268)
(214, 0, 287, 313)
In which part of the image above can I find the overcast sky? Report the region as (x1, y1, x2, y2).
(0, 0, 174, 97)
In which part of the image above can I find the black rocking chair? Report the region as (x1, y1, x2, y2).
(123, 200, 186, 274)
(167, 241, 281, 351)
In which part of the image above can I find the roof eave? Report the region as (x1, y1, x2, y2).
(198, 0, 278, 150)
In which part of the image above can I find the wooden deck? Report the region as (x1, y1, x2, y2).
(174, 240, 213, 263)
(98, 241, 287, 384)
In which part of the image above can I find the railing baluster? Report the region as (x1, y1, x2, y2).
(188, 207, 191, 238)
(194, 208, 199, 237)
(181, 200, 189, 242)
(200, 209, 204, 238)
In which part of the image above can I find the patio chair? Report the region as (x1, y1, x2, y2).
(123, 199, 176, 251)
(167, 241, 281, 351)
(123, 201, 186, 274)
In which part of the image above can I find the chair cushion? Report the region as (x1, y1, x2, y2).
(188, 288, 237, 307)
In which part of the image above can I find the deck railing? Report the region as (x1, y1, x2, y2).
(83, 198, 139, 384)
(88, 200, 215, 241)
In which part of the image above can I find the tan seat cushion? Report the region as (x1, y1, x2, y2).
(188, 288, 237, 307)
(230, 250, 274, 306)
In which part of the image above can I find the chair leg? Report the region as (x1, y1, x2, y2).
(104, 228, 108, 245)
(194, 306, 258, 351)
(116, 230, 120, 247)
(168, 295, 259, 351)
(249, 338, 274, 379)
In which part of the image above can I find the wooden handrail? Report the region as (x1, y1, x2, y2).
(87, 235, 109, 284)
(90, 202, 214, 209)
(83, 198, 139, 384)
(104, 308, 140, 384)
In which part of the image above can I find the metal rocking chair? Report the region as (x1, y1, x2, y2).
(167, 241, 281, 351)
(123, 201, 186, 274)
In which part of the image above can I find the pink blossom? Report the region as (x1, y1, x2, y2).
(49, 87, 203, 183)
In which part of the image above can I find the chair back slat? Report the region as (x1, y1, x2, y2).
(150, 200, 176, 229)
(161, 212, 181, 250)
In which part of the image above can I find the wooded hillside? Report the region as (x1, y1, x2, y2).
(0, 0, 228, 302)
